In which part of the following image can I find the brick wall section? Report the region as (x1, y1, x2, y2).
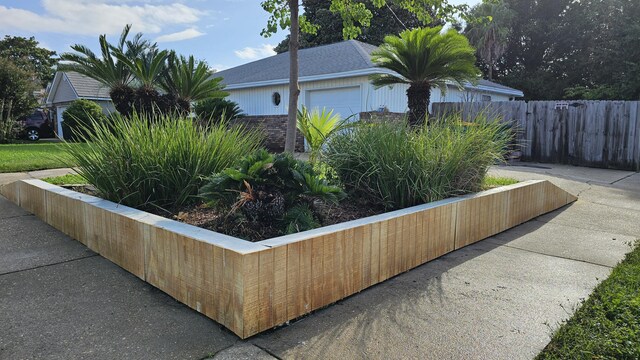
(231, 112, 406, 153)
(230, 115, 304, 152)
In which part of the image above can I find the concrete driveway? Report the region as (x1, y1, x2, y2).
(1, 163, 638, 360)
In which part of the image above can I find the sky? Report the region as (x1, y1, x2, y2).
(0, 0, 479, 72)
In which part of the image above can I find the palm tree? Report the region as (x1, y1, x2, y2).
(160, 53, 228, 113)
(465, 1, 515, 81)
(370, 27, 480, 127)
(60, 25, 153, 115)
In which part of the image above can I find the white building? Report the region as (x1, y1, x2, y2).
(216, 40, 524, 120)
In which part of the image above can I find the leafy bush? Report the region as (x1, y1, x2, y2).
(62, 99, 106, 141)
(296, 105, 357, 163)
(64, 112, 263, 210)
(323, 116, 513, 209)
(194, 98, 244, 124)
(200, 149, 345, 234)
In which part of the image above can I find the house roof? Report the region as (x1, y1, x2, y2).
(46, 71, 111, 104)
(64, 71, 111, 99)
(217, 40, 523, 97)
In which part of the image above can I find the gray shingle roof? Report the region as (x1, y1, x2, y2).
(64, 71, 111, 99)
(217, 40, 378, 85)
(217, 40, 522, 95)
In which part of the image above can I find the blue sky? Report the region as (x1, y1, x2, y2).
(0, 0, 478, 72)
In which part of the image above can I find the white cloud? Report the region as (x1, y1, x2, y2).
(0, 0, 204, 36)
(234, 44, 276, 60)
(210, 64, 229, 72)
(155, 28, 204, 42)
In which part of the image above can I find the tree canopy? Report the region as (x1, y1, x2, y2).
(0, 58, 38, 120)
(485, 0, 640, 100)
(0, 36, 57, 87)
(274, 0, 427, 53)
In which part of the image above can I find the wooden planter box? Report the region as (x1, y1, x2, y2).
(0, 179, 576, 338)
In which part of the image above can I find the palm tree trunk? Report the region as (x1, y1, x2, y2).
(406, 83, 431, 127)
(284, 0, 300, 153)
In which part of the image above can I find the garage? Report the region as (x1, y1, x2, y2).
(306, 86, 361, 120)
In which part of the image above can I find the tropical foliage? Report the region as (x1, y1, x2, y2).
(200, 149, 345, 234)
(323, 115, 512, 209)
(370, 27, 480, 127)
(64, 112, 263, 210)
(60, 25, 227, 116)
(194, 98, 244, 124)
(261, 0, 470, 151)
(296, 105, 356, 163)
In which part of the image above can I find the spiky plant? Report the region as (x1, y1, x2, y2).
(296, 105, 357, 163)
(160, 53, 228, 113)
(370, 27, 480, 127)
(60, 25, 152, 115)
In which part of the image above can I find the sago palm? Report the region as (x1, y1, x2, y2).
(60, 25, 153, 115)
(370, 27, 480, 127)
(160, 53, 228, 112)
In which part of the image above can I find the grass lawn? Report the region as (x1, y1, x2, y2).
(482, 176, 518, 190)
(42, 173, 86, 185)
(0, 143, 86, 173)
(537, 241, 640, 359)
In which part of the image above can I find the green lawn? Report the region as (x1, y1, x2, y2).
(42, 173, 86, 185)
(537, 241, 640, 359)
(482, 176, 518, 190)
(0, 143, 86, 173)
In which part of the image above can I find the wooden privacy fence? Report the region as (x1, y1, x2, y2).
(432, 101, 640, 171)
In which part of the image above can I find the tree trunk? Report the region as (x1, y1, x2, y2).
(406, 83, 431, 127)
(488, 51, 493, 81)
(284, 0, 300, 153)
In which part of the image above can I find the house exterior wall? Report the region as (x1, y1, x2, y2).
(52, 76, 79, 104)
(227, 75, 515, 116)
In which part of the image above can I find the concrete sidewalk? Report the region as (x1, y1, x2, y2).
(1, 163, 638, 360)
(0, 167, 76, 185)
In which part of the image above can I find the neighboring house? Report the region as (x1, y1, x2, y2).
(46, 71, 114, 138)
(216, 40, 524, 120)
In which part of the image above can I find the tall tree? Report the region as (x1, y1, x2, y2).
(0, 36, 57, 87)
(261, 0, 469, 152)
(274, 0, 426, 53)
(370, 27, 480, 127)
(489, 0, 640, 100)
(0, 58, 38, 120)
(464, 0, 514, 81)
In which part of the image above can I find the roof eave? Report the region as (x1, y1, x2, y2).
(225, 68, 524, 96)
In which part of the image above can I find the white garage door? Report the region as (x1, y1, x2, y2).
(306, 86, 361, 120)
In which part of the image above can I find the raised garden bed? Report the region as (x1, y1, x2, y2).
(0, 179, 576, 338)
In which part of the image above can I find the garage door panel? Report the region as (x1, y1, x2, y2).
(307, 86, 361, 120)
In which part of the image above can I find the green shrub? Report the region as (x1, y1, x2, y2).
(200, 149, 345, 233)
(62, 99, 106, 141)
(296, 106, 357, 163)
(323, 116, 513, 209)
(64, 112, 263, 210)
(194, 98, 244, 124)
